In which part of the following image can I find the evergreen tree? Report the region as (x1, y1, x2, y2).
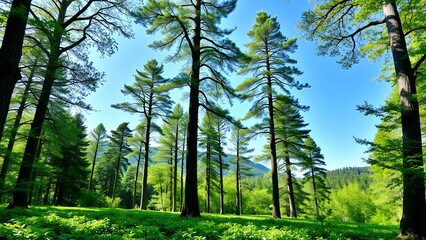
(300, 1, 426, 236)
(108, 122, 132, 202)
(0, 0, 32, 143)
(274, 95, 310, 218)
(87, 123, 108, 191)
(8, 0, 132, 209)
(236, 11, 307, 218)
(112, 59, 173, 210)
(47, 112, 89, 206)
(135, 0, 242, 217)
(229, 120, 253, 215)
(301, 136, 329, 218)
(127, 122, 146, 209)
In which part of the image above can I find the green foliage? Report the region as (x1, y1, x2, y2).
(328, 183, 376, 223)
(326, 167, 372, 190)
(78, 190, 106, 208)
(0, 206, 398, 239)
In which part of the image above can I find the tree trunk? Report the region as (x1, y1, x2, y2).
(235, 143, 241, 215)
(132, 143, 143, 209)
(172, 124, 179, 212)
(88, 140, 100, 191)
(266, 41, 281, 219)
(218, 125, 224, 215)
(0, 0, 32, 143)
(140, 94, 153, 210)
(43, 175, 52, 205)
(205, 143, 211, 213)
(311, 164, 320, 217)
(112, 143, 124, 202)
(285, 147, 297, 218)
(180, 129, 186, 211)
(0, 59, 36, 200)
(7, 1, 66, 209)
(382, 2, 426, 238)
(180, 0, 201, 218)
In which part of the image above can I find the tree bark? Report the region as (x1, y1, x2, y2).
(382, 2, 426, 238)
(205, 142, 211, 213)
(235, 134, 241, 215)
(172, 124, 179, 212)
(140, 93, 153, 210)
(218, 125, 224, 215)
(0, 59, 36, 200)
(88, 139, 100, 191)
(180, 0, 201, 218)
(0, 0, 32, 143)
(266, 41, 281, 219)
(7, 0, 66, 209)
(132, 143, 143, 209)
(285, 152, 297, 218)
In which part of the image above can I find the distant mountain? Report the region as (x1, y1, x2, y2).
(326, 166, 372, 190)
(221, 154, 269, 177)
(130, 148, 269, 177)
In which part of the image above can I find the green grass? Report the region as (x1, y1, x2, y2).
(0, 206, 398, 239)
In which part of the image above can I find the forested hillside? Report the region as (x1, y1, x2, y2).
(0, 0, 425, 238)
(326, 167, 372, 190)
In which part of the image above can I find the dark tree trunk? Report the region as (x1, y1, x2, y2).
(180, 0, 201, 218)
(285, 153, 297, 218)
(382, 2, 426, 238)
(218, 126, 224, 215)
(7, 2, 66, 209)
(205, 143, 211, 213)
(180, 130, 186, 211)
(266, 41, 281, 219)
(140, 95, 153, 210)
(112, 141, 124, 202)
(172, 125, 179, 212)
(0, 0, 32, 143)
(0, 59, 36, 200)
(132, 143, 143, 209)
(311, 165, 320, 217)
(43, 175, 52, 205)
(7, 60, 58, 209)
(88, 139, 100, 191)
(235, 140, 241, 215)
(28, 139, 42, 206)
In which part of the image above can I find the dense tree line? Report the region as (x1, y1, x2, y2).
(0, 0, 425, 238)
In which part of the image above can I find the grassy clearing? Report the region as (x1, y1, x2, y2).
(0, 206, 398, 239)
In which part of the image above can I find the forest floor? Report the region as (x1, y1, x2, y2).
(0, 205, 398, 239)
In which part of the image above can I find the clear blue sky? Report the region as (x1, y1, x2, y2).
(85, 0, 391, 171)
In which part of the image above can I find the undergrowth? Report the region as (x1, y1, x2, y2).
(0, 206, 398, 239)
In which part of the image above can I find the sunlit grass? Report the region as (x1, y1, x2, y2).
(0, 205, 399, 239)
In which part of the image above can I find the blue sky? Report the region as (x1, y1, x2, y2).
(85, 0, 391, 170)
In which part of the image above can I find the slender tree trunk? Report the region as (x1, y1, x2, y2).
(311, 164, 320, 217)
(205, 143, 211, 213)
(266, 42, 281, 218)
(169, 148, 173, 211)
(0, 0, 32, 143)
(235, 142, 241, 215)
(43, 175, 52, 205)
(0, 59, 37, 200)
(112, 148, 123, 202)
(181, 0, 201, 218)
(285, 146, 297, 218)
(180, 129, 186, 211)
(132, 143, 143, 209)
(7, 2, 66, 208)
(172, 125, 179, 212)
(28, 139, 42, 206)
(88, 140, 100, 191)
(382, 2, 426, 238)
(141, 100, 153, 210)
(218, 125, 224, 215)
